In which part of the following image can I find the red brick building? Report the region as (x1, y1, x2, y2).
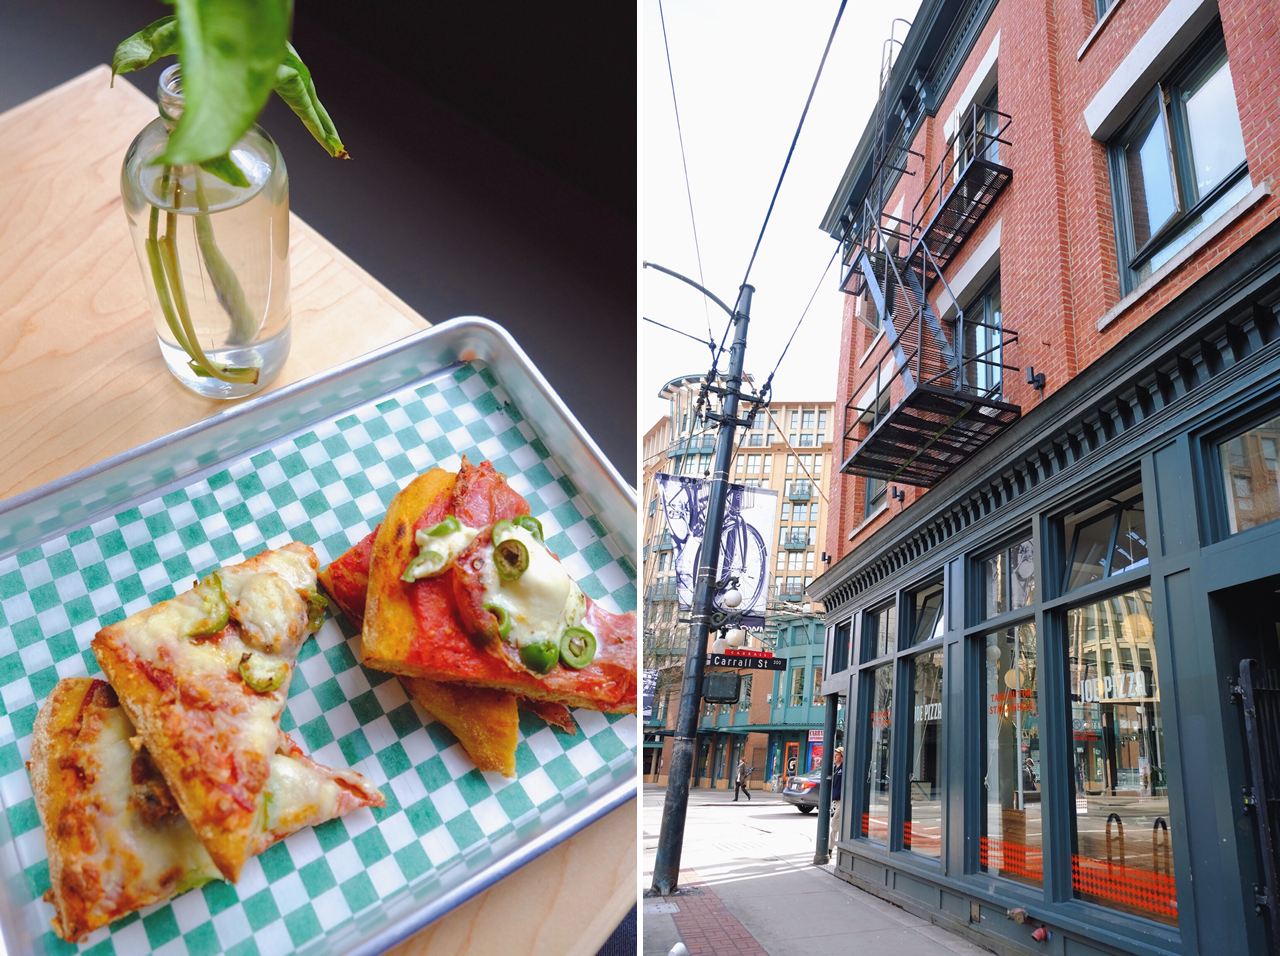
(811, 0, 1280, 952)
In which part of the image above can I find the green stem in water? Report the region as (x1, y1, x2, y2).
(146, 200, 198, 359)
(158, 181, 258, 385)
(193, 168, 258, 344)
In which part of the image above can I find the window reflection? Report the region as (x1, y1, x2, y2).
(905, 651, 944, 857)
(1220, 412, 1280, 533)
(982, 538, 1035, 619)
(1124, 99, 1177, 250)
(864, 602, 896, 661)
(911, 582, 945, 645)
(862, 665, 893, 844)
(981, 623, 1042, 886)
(1183, 53, 1246, 198)
(1064, 485, 1148, 592)
(1068, 587, 1177, 926)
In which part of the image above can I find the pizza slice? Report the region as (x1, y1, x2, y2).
(361, 459, 637, 713)
(92, 542, 340, 881)
(30, 678, 383, 942)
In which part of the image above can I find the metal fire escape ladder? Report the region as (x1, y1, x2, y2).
(835, 22, 1021, 488)
(857, 201, 914, 395)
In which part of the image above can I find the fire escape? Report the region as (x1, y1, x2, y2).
(836, 28, 1020, 488)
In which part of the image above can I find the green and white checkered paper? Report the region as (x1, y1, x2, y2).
(0, 363, 637, 956)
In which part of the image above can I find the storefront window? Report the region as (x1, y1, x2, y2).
(832, 619, 852, 672)
(982, 537, 1035, 619)
(790, 665, 806, 706)
(981, 623, 1042, 886)
(1067, 587, 1178, 926)
(1063, 484, 1148, 592)
(904, 650, 944, 857)
(910, 581, 945, 644)
(864, 601, 896, 661)
(1220, 412, 1280, 533)
(862, 664, 893, 844)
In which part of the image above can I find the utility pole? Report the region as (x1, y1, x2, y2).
(651, 281, 755, 897)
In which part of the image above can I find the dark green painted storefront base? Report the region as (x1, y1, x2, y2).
(831, 844, 1175, 956)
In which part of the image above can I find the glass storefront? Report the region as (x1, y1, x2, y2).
(1067, 587, 1177, 926)
(981, 623, 1041, 886)
(862, 664, 893, 843)
(905, 649, 944, 856)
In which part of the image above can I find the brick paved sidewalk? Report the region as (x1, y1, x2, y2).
(664, 871, 769, 956)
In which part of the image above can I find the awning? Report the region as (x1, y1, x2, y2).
(695, 722, 825, 735)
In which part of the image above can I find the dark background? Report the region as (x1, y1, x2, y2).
(0, 0, 636, 475)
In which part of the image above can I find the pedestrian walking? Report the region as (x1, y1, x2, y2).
(733, 757, 753, 801)
(828, 747, 844, 850)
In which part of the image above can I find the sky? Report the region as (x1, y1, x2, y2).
(641, 0, 923, 431)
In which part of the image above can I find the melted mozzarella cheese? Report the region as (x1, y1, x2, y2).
(221, 568, 307, 653)
(480, 525, 586, 649)
(404, 522, 480, 580)
(78, 701, 222, 914)
(264, 753, 346, 832)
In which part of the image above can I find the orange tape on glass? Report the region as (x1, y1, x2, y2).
(1071, 855, 1178, 918)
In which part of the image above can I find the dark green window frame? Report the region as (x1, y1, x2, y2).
(1107, 24, 1248, 295)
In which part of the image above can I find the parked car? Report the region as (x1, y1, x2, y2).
(781, 772, 822, 813)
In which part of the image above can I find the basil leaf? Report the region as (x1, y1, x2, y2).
(274, 42, 348, 159)
(198, 153, 250, 188)
(159, 0, 291, 166)
(111, 16, 179, 83)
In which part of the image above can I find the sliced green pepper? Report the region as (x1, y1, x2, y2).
(186, 571, 230, 637)
(402, 549, 447, 582)
(491, 519, 516, 541)
(494, 538, 529, 582)
(239, 652, 289, 693)
(307, 591, 329, 630)
(519, 640, 559, 675)
(424, 515, 461, 537)
(559, 627, 596, 669)
(484, 603, 512, 640)
(516, 515, 544, 541)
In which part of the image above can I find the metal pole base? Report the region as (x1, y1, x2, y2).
(651, 735, 697, 894)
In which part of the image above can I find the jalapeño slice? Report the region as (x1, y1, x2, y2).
(494, 538, 529, 581)
(516, 515, 544, 541)
(424, 515, 460, 537)
(401, 549, 447, 582)
(484, 603, 512, 640)
(519, 640, 559, 675)
(559, 627, 596, 669)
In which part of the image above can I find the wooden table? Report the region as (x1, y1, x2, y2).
(0, 67, 636, 956)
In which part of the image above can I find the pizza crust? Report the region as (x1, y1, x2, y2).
(91, 542, 320, 881)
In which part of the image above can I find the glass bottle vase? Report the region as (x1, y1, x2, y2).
(121, 64, 291, 399)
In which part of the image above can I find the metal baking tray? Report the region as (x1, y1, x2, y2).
(0, 317, 638, 956)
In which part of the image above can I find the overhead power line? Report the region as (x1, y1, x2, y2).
(658, 0, 714, 342)
(738, 0, 849, 294)
(642, 316, 716, 355)
(757, 242, 841, 401)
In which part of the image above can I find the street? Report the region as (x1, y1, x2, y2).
(642, 785, 991, 956)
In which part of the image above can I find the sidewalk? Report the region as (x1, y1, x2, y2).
(643, 786, 990, 956)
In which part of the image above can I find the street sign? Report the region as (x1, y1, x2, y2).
(722, 648, 773, 659)
(707, 653, 786, 671)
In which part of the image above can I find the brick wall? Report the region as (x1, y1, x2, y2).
(829, 0, 1280, 554)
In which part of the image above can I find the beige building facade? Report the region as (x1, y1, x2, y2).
(641, 377, 836, 788)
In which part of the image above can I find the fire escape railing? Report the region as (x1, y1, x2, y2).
(912, 102, 1013, 269)
(835, 87, 1019, 487)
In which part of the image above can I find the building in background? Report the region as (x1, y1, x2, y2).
(811, 0, 1280, 953)
(641, 376, 838, 790)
